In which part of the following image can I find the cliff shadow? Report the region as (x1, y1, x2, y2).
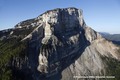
(45, 28, 90, 80)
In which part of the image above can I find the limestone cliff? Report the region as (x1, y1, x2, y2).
(20, 7, 120, 80)
(0, 7, 120, 80)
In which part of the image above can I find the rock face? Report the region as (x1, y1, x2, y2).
(4, 7, 120, 80)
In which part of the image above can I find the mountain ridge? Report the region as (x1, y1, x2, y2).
(0, 7, 120, 80)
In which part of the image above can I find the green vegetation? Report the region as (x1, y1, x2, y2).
(101, 55, 120, 80)
(0, 38, 28, 80)
(12, 27, 36, 37)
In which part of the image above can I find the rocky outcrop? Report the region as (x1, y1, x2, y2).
(5, 7, 120, 80)
(15, 19, 37, 29)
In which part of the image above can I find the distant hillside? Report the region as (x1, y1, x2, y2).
(100, 32, 120, 45)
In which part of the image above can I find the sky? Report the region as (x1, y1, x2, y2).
(0, 0, 120, 34)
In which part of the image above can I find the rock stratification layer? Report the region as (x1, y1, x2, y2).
(8, 7, 120, 80)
